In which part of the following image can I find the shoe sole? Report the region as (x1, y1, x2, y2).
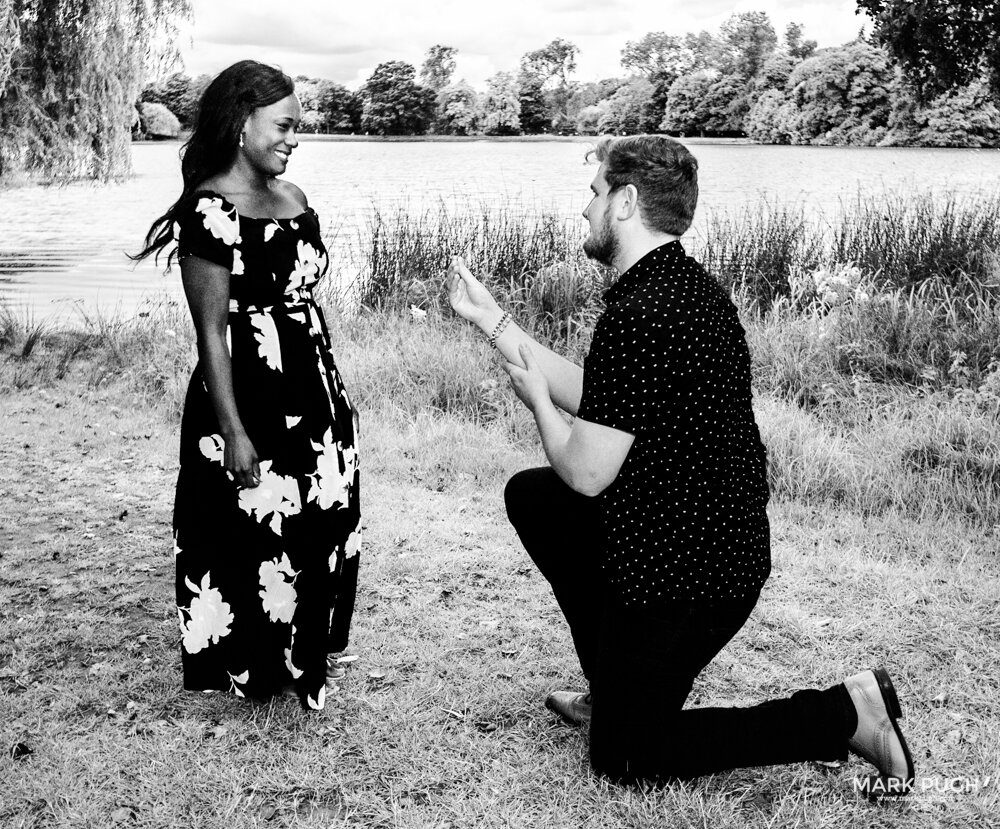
(544, 696, 590, 726)
(872, 667, 916, 791)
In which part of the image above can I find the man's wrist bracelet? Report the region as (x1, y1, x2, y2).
(488, 311, 513, 348)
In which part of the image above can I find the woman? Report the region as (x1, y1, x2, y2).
(133, 61, 360, 710)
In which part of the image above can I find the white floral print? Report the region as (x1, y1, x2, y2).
(284, 625, 304, 679)
(228, 669, 250, 698)
(306, 428, 357, 511)
(237, 460, 302, 535)
(307, 683, 325, 711)
(179, 572, 234, 654)
(196, 197, 241, 245)
(199, 434, 225, 464)
(250, 312, 283, 372)
(259, 552, 298, 624)
(344, 528, 361, 559)
(264, 221, 281, 242)
(233, 249, 244, 275)
(289, 240, 327, 288)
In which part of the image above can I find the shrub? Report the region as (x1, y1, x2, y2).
(137, 102, 181, 140)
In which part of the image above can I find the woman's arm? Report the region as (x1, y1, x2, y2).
(180, 255, 260, 488)
(446, 257, 584, 416)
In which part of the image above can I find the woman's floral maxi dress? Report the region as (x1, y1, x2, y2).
(174, 191, 359, 710)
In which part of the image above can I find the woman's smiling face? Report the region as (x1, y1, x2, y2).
(241, 93, 301, 176)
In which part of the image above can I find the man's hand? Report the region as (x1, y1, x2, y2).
(446, 255, 502, 330)
(503, 343, 550, 412)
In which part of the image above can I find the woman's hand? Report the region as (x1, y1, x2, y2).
(503, 343, 550, 412)
(446, 256, 501, 330)
(224, 430, 261, 489)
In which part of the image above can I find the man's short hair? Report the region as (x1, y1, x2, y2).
(588, 135, 699, 236)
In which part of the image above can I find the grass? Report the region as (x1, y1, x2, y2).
(2, 196, 999, 826)
(343, 201, 611, 350)
(697, 192, 1000, 305)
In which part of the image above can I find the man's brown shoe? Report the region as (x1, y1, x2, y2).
(545, 690, 592, 725)
(845, 668, 915, 796)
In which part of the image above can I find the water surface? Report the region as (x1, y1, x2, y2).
(3, 138, 998, 320)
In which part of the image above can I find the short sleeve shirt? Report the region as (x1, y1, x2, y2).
(577, 240, 771, 605)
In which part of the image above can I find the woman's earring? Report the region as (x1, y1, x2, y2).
(239, 132, 245, 148)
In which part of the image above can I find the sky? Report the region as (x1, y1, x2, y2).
(178, 0, 870, 90)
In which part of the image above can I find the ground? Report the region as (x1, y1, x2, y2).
(1, 379, 998, 828)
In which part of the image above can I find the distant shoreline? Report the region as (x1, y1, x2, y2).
(140, 133, 756, 147)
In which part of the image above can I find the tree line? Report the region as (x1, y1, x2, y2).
(136, 8, 1000, 148)
(3, 2, 998, 182)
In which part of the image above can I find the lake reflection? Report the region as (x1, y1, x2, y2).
(2, 137, 998, 319)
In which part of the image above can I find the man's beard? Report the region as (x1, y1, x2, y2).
(583, 208, 618, 267)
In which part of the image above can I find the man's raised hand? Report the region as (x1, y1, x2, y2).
(446, 255, 502, 330)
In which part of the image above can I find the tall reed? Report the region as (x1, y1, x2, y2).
(696, 192, 1000, 306)
(346, 201, 611, 352)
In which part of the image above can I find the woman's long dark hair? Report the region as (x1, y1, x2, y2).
(132, 60, 294, 266)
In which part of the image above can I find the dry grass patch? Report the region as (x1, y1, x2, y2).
(2, 374, 998, 828)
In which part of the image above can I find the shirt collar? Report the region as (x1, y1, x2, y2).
(602, 240, 685, 306)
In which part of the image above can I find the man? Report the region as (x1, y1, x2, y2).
(446, 134, 913, 791)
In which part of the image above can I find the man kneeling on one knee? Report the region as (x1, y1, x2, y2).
(445, 134, 914, 791)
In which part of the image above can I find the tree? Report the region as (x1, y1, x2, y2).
(621, 32, 696, 132)
(661, 72, 715, 134)
(1, 0, 193, 181)
(576, 104, 604, 135)
(597, 77, 654, 135)
(719, 11, 778, 80)
(480, 71, 521, 135)
(754, 53, 797, 95)
(784, 23, 817, 61)
(517, 71, 549, 133)
(140, 71, 209, 128)
(782, 41, 896, 145)
(856, 0, 1000, 99)
(684, 30, 727, 72)
(359, 61, 436, 135)
(662, 71, 744, 135)
(674, 12, 779, 135)
(522, 38, 579, 90)
(420, 44, 457, 92)
(567, 78, 625, 121)
(297, 78, 360, 134)
(435, 82, 480, 135)
(519, 38, 580, 130)
(744, 88, 796, 143)
(917, 81, 1000, 146)
(882, 80, 1000, 147)
(621, 32, 694, 86)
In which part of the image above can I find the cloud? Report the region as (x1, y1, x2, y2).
(181, 0, 867, 89)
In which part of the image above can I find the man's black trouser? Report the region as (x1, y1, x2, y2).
(504, 466, 856, 784)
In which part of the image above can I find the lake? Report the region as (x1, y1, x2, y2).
(3, 137, 999, 320)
